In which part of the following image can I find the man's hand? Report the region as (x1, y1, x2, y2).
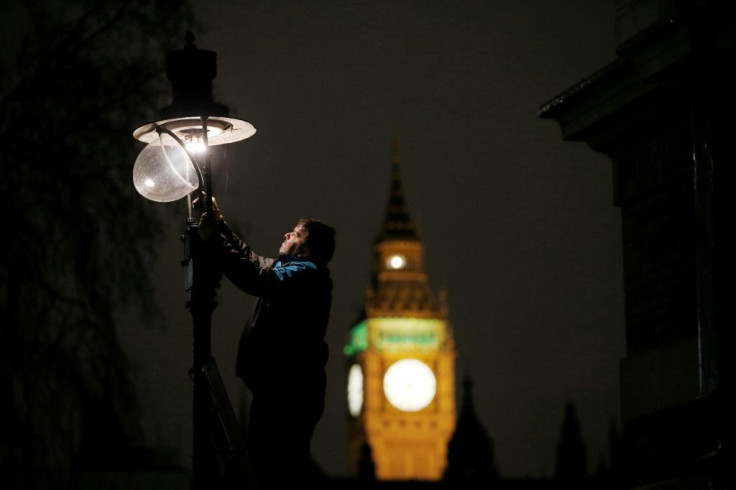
(197, 196, 224, 242)
(192, 193, 224, 219)
(198, 211, 219, 242)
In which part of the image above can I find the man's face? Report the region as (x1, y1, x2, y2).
(279, 224, 309, 257)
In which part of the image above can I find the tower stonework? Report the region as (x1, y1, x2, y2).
(345, 141, 456, 481)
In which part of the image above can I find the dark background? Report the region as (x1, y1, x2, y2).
(116, 0, 625, 479)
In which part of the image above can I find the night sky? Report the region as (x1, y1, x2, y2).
(120, 0, 626, 478)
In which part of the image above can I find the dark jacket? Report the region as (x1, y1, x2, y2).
(214, 223, 332, 394)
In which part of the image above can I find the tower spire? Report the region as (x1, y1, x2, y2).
(376, 138, 419, 242)
(346, 139, 456, 481)
(445, 373, 498, 484)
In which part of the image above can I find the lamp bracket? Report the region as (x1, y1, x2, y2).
(154, 126, 206, 192)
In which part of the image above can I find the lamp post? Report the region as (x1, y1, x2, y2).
(131, 33, 255, 489)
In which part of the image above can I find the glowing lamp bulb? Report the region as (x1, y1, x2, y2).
(185, 139, 206, 154)
(133, 133, 198, 202)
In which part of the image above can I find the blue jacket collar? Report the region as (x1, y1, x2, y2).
(277, 254, 315, 265)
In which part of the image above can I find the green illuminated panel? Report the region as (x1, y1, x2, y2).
(344, 320, 368, 356)
(372, 318, 444, 353)
(345, 318, 447, 355)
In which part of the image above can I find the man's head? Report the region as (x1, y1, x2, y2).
(279, 218, 336, 266)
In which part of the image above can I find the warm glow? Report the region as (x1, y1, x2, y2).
(181, 126, 219, 154)
(185, 139, 206, 154)
(383, 359, 436, 412)
(388, 254, 406, 269)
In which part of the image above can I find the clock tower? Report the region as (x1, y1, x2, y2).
(345, 140, 456, 480)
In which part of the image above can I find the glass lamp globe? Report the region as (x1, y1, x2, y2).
(133, 133, 198, 202)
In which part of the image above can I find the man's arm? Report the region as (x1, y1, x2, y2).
(212, 219, 284, 297)
(200, 205, 316, 297)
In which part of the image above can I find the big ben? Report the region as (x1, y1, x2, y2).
(345, 141, 456, 480)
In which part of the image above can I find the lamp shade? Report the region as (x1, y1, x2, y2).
(133, 116, 255, 145)
(133, 133, 198, 202)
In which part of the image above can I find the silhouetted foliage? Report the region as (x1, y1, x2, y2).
(0, 0, 194, 478)
(555, 402, 587, 481)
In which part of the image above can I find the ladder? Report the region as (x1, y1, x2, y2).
(200, 358, 259, 489)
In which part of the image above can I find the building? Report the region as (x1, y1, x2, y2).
(539, 1, 732, 488)
(344, 141, 456, 481)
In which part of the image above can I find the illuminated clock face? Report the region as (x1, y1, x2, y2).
(383, 359, 436, 412)
(347, 364, 364, 417)
(387, 254, 406, 269)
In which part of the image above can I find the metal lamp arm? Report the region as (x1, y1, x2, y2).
(155, 126, 206, 192)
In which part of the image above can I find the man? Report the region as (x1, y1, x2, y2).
(200, 206, 335, 486)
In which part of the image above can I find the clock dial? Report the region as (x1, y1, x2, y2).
(383, 359, 436, 412)
(347, 364, 364, 416)
(387, 254, 406, 270)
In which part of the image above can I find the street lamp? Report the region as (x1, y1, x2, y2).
(132, 31, 255, 208)
(131, 32, 256, 489)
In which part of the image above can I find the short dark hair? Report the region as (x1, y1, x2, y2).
(297, 218, 336, 266)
